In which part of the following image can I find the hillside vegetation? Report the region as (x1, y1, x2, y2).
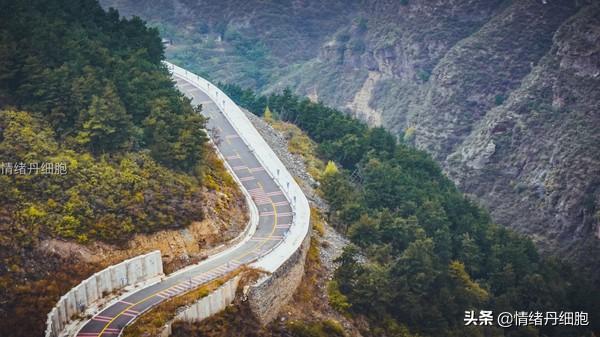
(0, 0, 212, 251)
(223, 85, 599, 337)
(0, 1, 240, 335)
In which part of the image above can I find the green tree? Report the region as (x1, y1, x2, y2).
(143, 99, 207, 171)
(172, 111, 208, 171)
(458, 233, 482, 276)
(76, 83, 134, 152)
(390, 238, 442, 327)
(448, 260, 489, 307)
(348, 214, 379, 247)
(263, 105, 274, 122)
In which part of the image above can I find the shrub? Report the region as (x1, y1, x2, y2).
(495, 94, 506, 105)
(417, 69, 431, 82)
(287, 319, 346, 337)
(327, 280, 351, 314)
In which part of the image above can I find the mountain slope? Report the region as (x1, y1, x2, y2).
(446, 5, 600, 274)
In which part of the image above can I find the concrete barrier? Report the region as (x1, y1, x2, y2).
(179, 275, 240, 322)
(166, 62, 311, 324)
(160, 276, 241, 335)
(45, 251, 163, 337)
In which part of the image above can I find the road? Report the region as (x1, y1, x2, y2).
(76, 73, 294, 337)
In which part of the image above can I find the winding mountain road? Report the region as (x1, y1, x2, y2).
(75, 71, 295, 337)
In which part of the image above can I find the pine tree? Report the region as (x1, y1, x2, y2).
(263, 105, 274, 122)
(323, 160, 339, 176)
(173, 113, 208, 171)
(76, 83, 133, 152)
(448, 260, 489, 304)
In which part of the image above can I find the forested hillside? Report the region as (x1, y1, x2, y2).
(99, 0, 600, 277)
(223, 84, 599, 337)
(0, 1, 241, 335)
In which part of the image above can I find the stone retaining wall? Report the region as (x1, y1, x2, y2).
(247, 232, 311, 323)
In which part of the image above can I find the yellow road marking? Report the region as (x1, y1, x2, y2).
(97, 265, 218, 336)
(95, 74, 287, 337)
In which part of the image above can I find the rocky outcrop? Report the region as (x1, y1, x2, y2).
(346, 71, 383, 126)
(412, 0, 579, 159)
(446, 5, 600, 275)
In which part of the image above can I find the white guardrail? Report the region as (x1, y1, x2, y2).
(165, 62, 310, 273)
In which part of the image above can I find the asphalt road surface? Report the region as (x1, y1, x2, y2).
(76, 74, 293, 337)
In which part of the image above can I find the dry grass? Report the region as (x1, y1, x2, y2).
(201, 147, 238, 192)
(269, 120, 325, 180)
(311, 207, 326, 237)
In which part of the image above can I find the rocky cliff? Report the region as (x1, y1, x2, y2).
(446, 5, 600, 274)
(100, 0, 600, 274)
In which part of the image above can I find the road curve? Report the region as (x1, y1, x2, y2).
(75, 72, 295, 337)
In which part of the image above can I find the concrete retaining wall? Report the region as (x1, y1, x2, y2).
(177, 275, 240, 322)
(45, 251, 163, 337)
(166, 62, 312, 324)
(161, 276, 241, 337)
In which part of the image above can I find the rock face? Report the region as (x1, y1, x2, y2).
(100, 0, 600, 273)
(446, 7, 600, 274)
